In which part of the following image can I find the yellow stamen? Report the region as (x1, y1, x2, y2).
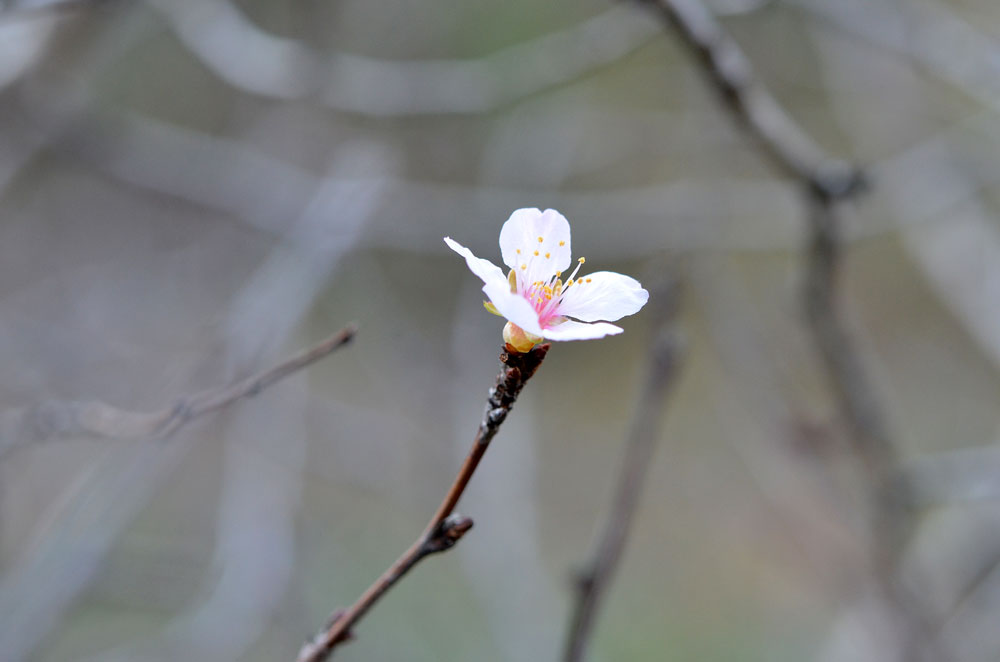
(533, 250, 539, 256)
(538, 236, 544, 243)
(545, 252, 551, 259)
(559, 241, 565, 246)
(520, 264, 526, 270)
(565, 257, 586, 285)
(508, 270, 517, 292)
(516, 249, 521, 254)
(586, 277, 592, 283)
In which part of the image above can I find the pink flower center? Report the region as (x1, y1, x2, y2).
(515, 257, 590, 329)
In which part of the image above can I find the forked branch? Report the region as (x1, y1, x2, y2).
(637, 0, 938, 659)
(297, 343, 549, 662)
(0, 324, 358, 457)
(636, 0, 866, 200)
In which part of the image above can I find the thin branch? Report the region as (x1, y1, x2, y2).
(802, 198, 907, 517)
(801, 199, 941, 662)
(637, 0, 941, 659)
(0, 323, 358, 457)
(563, 278, 683, 662)
(636, 0, 866, 199)
(146, 0, 657, 117)
(297, 343, 550, 662)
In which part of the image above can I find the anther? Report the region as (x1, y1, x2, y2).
(565, 257, 586, 285)
(545, 252, 551, 258)
(538, 236, 544, 243)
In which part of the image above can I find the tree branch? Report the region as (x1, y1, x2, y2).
(297, 343, 549, 662)
(636, 0, 866, 199)
(636, 0, 942, 659)
(563, 278, 683, 662)
(0, 323, 358, 457)
(147, 0, 656, 117)
(803, 196, 943, 661)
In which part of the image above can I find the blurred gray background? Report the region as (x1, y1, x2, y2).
(2, 0, 1000, 660)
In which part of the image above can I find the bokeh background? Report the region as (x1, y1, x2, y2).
(2, 0, 1000, 660)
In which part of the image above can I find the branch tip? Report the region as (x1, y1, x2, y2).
(341, 322, 360, 342)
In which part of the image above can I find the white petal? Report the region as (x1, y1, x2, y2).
(487, 288, 545, 336)
(444, 237, 544, 336)
(541, 320, 623, 341)
(499, 208, 572, 275)
(445, 236, 507, 287)
(556, 271, 649, 322)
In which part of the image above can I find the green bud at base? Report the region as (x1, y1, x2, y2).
(503, 321, 543, 353)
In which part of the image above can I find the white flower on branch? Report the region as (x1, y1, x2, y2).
(445, 208, 649, 351)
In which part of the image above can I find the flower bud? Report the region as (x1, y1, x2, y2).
(503, 321, 542, 353)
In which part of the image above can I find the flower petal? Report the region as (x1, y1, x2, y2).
(444, 237, 544, 336)
(499, 208, 572, 275)
(541, 320, 623, 341)
(486, 287, 545, 336)
(445, 236, 507, 288)
(555, 271, 649, 322)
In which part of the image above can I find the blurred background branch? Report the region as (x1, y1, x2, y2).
(563, 274, 683, 662)
(0, 324, 356, 457)
(638, 0, 951, 660)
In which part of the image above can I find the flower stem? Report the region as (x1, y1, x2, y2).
(297, 343, 550, 662)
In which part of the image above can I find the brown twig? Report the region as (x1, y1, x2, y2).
(0, 323, 358, 457)
(297, 343, 549, 662)
(635, 0, 941, 659)
(563, 278, 682, 662)
(803, 197, 939, 661)
(802, 198, 914, 563)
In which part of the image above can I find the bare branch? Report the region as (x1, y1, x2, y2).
(146, 0, 657, 117)
(0, 324, 358, 458)
(791, 0, 1000, 118)
(636, 0, 941, 659)
(298, 343, 549, 662)
(801, 195, 921, 576)
(563, 277, 683, 662)
(636, 0, 865, 201)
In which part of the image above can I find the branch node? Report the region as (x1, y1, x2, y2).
(485, 407, 507, 427)
(424, 514, 475, 555)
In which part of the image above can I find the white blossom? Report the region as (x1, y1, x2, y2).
(445, 208, 649, 351)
